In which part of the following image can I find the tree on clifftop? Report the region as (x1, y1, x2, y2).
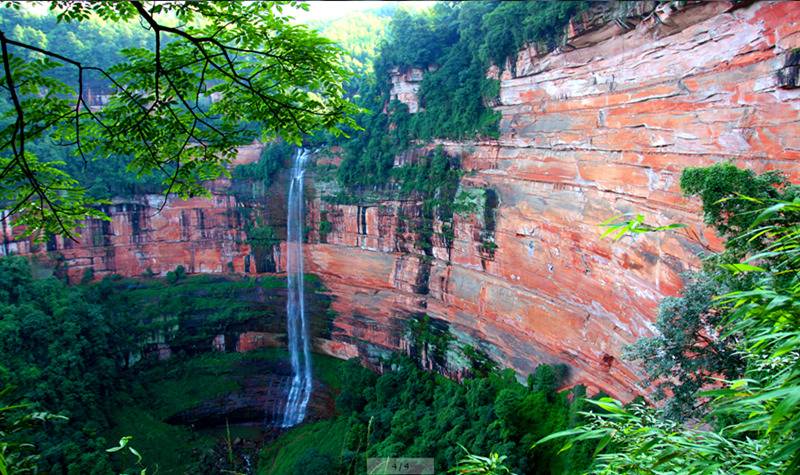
(0, 1, 358, 239)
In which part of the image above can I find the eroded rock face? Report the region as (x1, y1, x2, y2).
(166, 359, 336, 428)
(389, 66, 438, 113)
(307, 1, 800, 399)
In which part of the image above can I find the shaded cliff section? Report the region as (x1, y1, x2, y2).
(0, 143, 293, 281)
(91, 274, 338, 363)
(305, 0, 800, 400)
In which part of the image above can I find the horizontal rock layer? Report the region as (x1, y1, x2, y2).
(1, 144, 278, 281)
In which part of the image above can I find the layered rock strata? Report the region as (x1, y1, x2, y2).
(1, 143, 282, 281)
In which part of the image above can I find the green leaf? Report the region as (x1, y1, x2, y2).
(720, 263, 766, 274)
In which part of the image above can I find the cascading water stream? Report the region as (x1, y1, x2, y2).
(281, 148, 313, 428)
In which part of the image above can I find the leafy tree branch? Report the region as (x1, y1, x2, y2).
(0, 0, 358, 240)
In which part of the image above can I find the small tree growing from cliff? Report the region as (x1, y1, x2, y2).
(539, 191, 800, 473)
(625, 164, 798, 420)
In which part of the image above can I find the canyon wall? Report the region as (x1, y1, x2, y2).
(306, 0, 800, 399)
(3, 1, 799, 399)
(0, 143, 284, 282)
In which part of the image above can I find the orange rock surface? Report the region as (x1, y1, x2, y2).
(0, 143, 280, 281)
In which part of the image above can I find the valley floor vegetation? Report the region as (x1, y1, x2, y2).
(0, 256, 595, 474)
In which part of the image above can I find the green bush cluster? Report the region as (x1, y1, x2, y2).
(332, 357, 595, 474)
(542, 164, 800, 474)
(165, 265, 186, 284)
(626, 163, 799, 421)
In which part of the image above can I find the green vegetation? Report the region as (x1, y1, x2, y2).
(405, 313, 453, 367)
(393, 146, 462, 254)
(108, 349, 322, 475)
(254, 355, 596, 475)
(318, 216, 333, 242)
(680, 163, 797, 256)
(0, 256, 348, 473)
(0, 389, 68, 475)
(539, 165, 800, 473)
(336, 2, 587, 189)
(308, 8, 393, 78)
(106, 348, 349, 474)
(258, 418, 349, 475)
(328, 358, 593, 474)
(451, 448, 516, 475)
(0, 2, 357, 238)
(95, 272, 292, 353)
(245, 223, 281, 272)
(625, 163, 799, 421)
(0, 261, 289, 473)
(0, 257, 128, 473)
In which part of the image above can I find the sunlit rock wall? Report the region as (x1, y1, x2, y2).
(307, 0, 800, 399)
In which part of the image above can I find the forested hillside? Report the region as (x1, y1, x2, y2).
(334, 1, 586, 187)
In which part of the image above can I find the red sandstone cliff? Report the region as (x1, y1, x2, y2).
(305, 1, 800, 399)
(0, 143, 286, 281)
(4, 1, 800, 399)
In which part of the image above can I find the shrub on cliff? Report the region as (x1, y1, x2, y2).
(539, 165, 800, 473)
(626, 164, 798, 420)
(230, 140, 294, 202)
(681, 163, 799, 256)
(165, 265, 186, 284)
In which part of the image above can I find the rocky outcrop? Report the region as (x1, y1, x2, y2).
(307, 1, 800, 399)
(389, 66, 438, 113)
(166, 358, 336, 428)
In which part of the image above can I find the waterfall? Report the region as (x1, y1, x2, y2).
(281, 148, 313, 428)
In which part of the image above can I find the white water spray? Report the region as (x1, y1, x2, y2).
(281, 148, 312, 428)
